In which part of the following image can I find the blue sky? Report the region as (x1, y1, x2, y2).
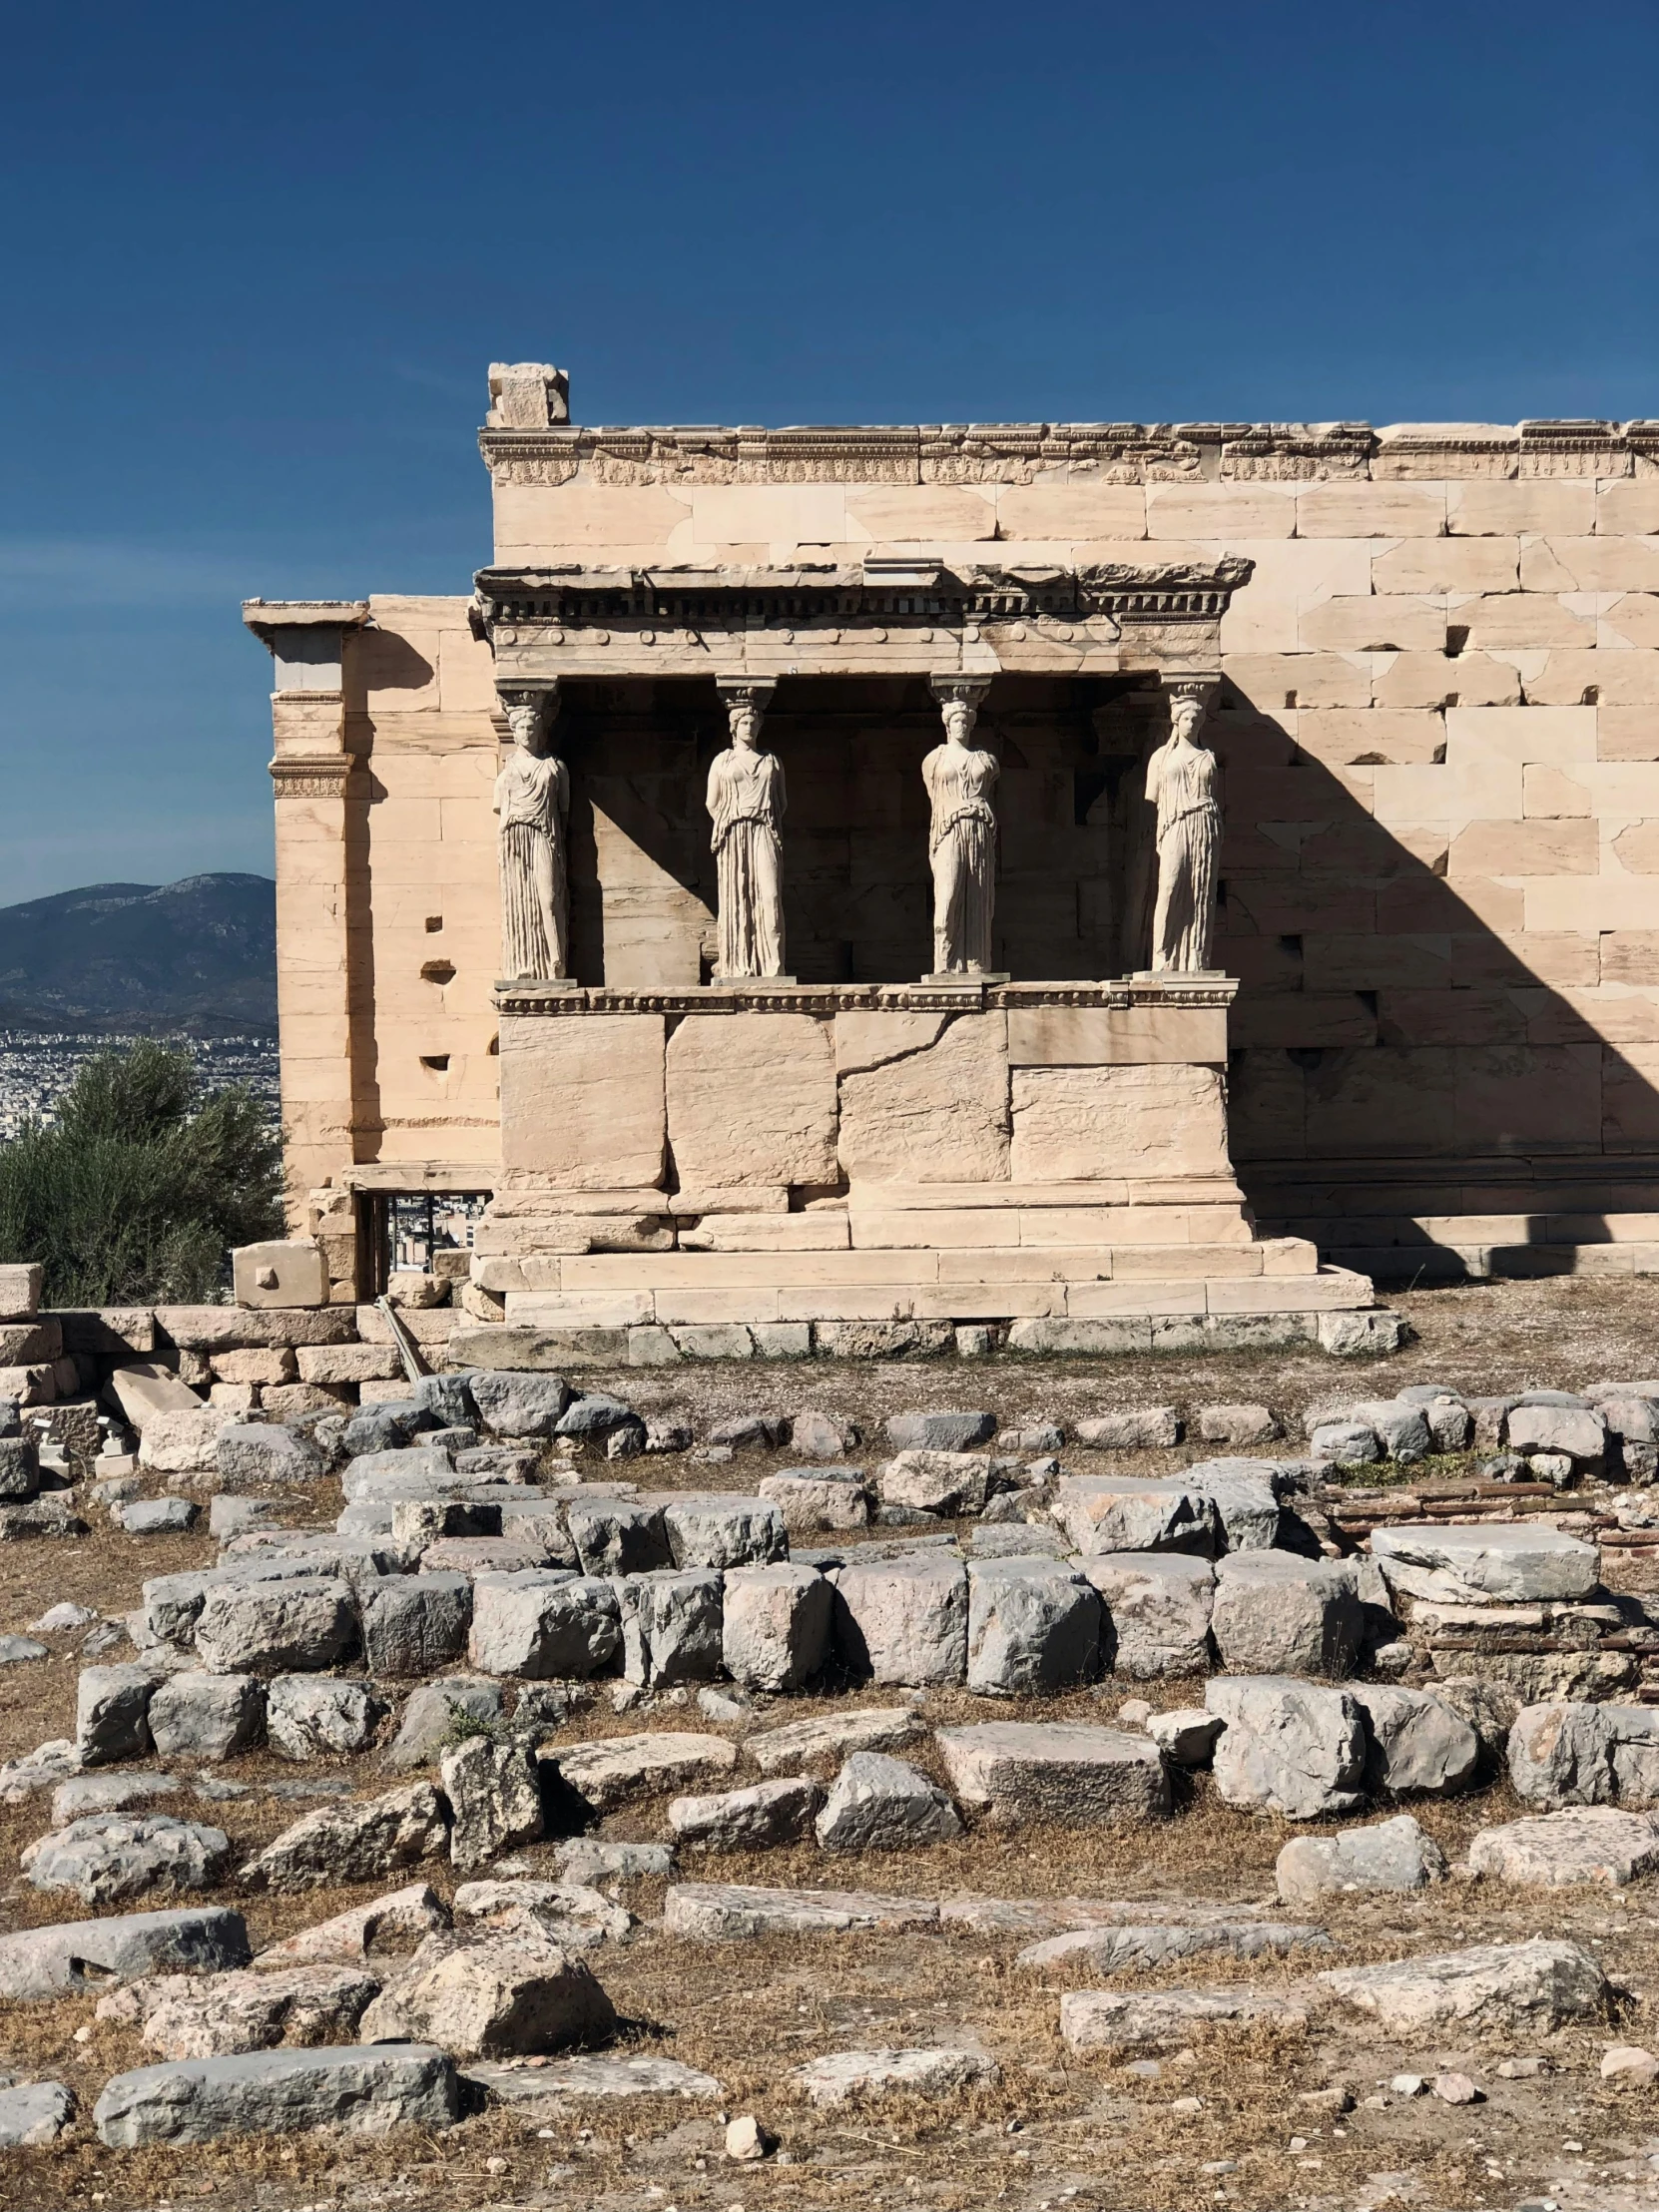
(1, 0, 1655, 903)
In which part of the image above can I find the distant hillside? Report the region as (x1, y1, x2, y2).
(0, 874, 277, 1034)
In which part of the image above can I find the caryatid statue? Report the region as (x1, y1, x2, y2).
(922, 677, 998, 975)
(707, 681, 787, 978)
(494, 683, 569, 981)
(1146, 686, 1224, 973)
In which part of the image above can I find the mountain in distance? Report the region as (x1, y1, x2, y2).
(0, 874, 277, 1033)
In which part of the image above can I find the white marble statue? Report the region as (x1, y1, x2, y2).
(922, 681, 998, 974)
(494, 688, 569, 980)
(1146, 692, 1224, 972)
(707, 684, 787, 977)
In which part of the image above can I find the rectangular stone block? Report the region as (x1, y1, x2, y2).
(1009, 1065, 1231, 1184)
(1004, 1005, 1226, 1067)
(499, 1014, 666, 1189)
(1373, 539, 1519, 594)
(835, 1012, 1008, 1185)
(666, 1013, 836, 1190)
(0, 1265, 42, 1320)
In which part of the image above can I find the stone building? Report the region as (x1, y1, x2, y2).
(245, 374, 1659, 1354)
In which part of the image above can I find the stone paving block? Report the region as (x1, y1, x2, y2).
(935, 1721, 1169, 1829)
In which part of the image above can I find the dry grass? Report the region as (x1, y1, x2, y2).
(3, 1274, 1659, 2208)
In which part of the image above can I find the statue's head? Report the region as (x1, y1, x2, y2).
(503, 690, 553, 755)
(1170, 695, 1206, 747)
(942, 697, 978, 748)
(730, 704, 762, 751)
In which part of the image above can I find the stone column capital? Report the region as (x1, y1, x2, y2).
(1163, 674, 1222, 713)
(496, 679, 561, 749)
(715, 679, 777, 714)
(928, 675, 993, 711)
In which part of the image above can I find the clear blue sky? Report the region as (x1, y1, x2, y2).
(2, 0, 1655, 903)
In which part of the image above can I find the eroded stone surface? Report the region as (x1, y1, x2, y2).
(93, 2044, 459, 2145)
(1319, 1939, 1608, 2035)
(935, 1721, 1169, 1829)
(790, 2045, 997, 2105)
(1468, 1807, 1659, 1888)
(1206, 1677, 1366, 1820)
(1276, 1815, 1448, 1904)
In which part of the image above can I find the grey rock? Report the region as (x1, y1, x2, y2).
(662, 1493, 788, 1570)
(746, 1705, 921, 1776)
(1051, 1476, 1221, 1557)
(1505, 1399, 1607, 1466)
(358, 1931, 614, 2057)
(1431, 1675, 1521, 1764)
(1354, 1399, 1433, 1461)
(1206, 1676, 1367, 1820)
(875, 1449, 992, 1517)
(1019, 1920, 1327, 1971)
(76, 1663, 165, 1765)
(935, 1721, 1169, 1828)
(0, 1634, 50, 1664)
(125, 1961, 379, 2060)
(1319, 1937, 1608, 2035)
(208, 1496, 281, 1539)
(441, 1736, 544, 1872)
(341, 1401, 434, 1453)
(24, 1814, 233, 1906)
(554, 1837, 674, 1882)
(0, 1432, 41, 1499)
(0, 2079, 75, 2144)
(722, 1562, 831, 1691)
(0, 1492, 88, 1540)
(791, 2045, 995, 2105)
(360, 1573, 473, 1678)
(1074, 1407, 1180, 1450)
(385, 1677, 504, 1770)
(1180, 1458, 1293, 1550)
(1469, 1806, 1659, 1887)
(464, 2052, 719, 2100)
(338, 1446, 456, 1502)
(52, 1771, 181, 1825)
(450, 1876, 631, 1948)
(194, 1580, 357, 1675)
(1084, 1552, 1215, 1679)
(1276, 1814, 1449, 1903)
(114, 1495, 199, 1534)
(664, 1880, 938, 1939)
(1197, 1404, 1280, 1447)
(468, 1370, 572, 1437)
(789, 1407, 855, 1458)
(564, 1494, 670, 1575)
(214, 1422, 328, 1492)
(453, 1443, 540, 1480)
(1210, 1553, 1365, 1677)
(1310, 1418, 1381, 1464)
(815, 1751, 960, 1851)
(884, 1410, 995, 1452)
(971, 1522, 1070, 1558)
(94, 2042, 459, 2145)
(832, 1553, 967, 1686)
(267, 1676, 385, 1760)
(1352, 1684, 1478, 1796)
(1145, 1707, 1224, 1765)
(555, 1730, 737, 1812)
(965, 1556, 1100, 1694)
(239, 1782, 449, 1893)
(1061, 1985, 1308, 2053)
(642, 1415, 693, 1452)
(555, 1391, 638, 1439)
(467, 1570, 618, 1678)
(259, 1883, 449, 1967)
(149, 1671, 267, 1762)
(0, 1906, 250, 1998)
(620, 1568, 724, 1686)
(1507, 1699, 1659, 1808)
(670, 1775, 819, 1852)
(756, 1469, 869, 1535)
(1370, 1522, 1600, 1603)
(706, 1411, 785, 1449)
(413, 1373, 474, 1427)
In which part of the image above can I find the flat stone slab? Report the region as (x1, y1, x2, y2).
(465, 2054, 723, 2102)
(1017, 1922, 1329, 1971)
(93, 2043, 460, 2144)
(0, 2080, 75, 2145)
(1318, 1938, 1608, 2034)
(0, 1906, 251, 1998)
(553, 1732, 738, 1812)
(1468, 1808, 1659, 1888)
(935, 1722, 1169, 1828)
(1370, 1522, 1599, 1603)
(1276, 1815, 1448, 1904)
(937, 1895, 1270, 1936)
(790, 2045, 997, 2105)
(664, 1882, 938, 1939)
(1060, 1985, 1309, 2053)
(746, 1705, 921, 1775)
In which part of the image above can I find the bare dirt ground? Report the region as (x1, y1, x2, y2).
(3, 1275, 1659, 2212)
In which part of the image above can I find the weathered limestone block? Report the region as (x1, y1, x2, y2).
(554, 1732, 738, 1813)
(259, 1883, 449, 1964)
(758, 1469, 869, 1533)
(0, 1907, 251, 1998)
(77, 1664, 164, 1766)
(885, 1410, 996, 1451)
(1507, 1700, 1659, 1808)
(744, 1705, 921, 1776)
(24, 1815, 233, 1907)
(790, 2046, 995, 2105)
(384, 1677, 502, 1771)
(670, 1776, 819, 1853)
(140, 1408, 231, 1474)
(467, 1571, 618, 1678)
(1319, 1938, 1608, 2036)
(722, 1564, 832, 1690)
(1074, 1407, 1181, 1449)
(360, 1574, 472, 1679)
(1178, 1459, 1290, 1550)
(966, 1558, 1100, 1694)
(440, 1738, 544, 1872)
(831, 1554, 968, 1685)
(662, 1493, 787, 1569)
(147, 1672, 267, 1763)
(1352, 1684, 1478, 1796)
(0, 2081, 75, 2144)
(238, 1784, 449, 1892)
(466, 1369, 573, 1436)
(266, 1677, 385, 1761)
(1020, 1921, 1328, 1972)
(1469, 1806, 1659, 1887)
(666, 1012, 837, 1189)
(93, 2044, 459, 2146)
(663, 1880, 938, 1939)
(620, 1569, 724, 1686)
(1206, 1677, 1367, 1820)
(499, 1014, 667, 1189)
(814, 1752, 961, 1851)
(0, 1432, 39, 1500)
(1276, 1814, 1448, 1904)
(1084, 1553, 1215, 1678)
(565, 1494, 670, 1574)
(1051, 1476, 1221, 1557)
(1210, 1553, 1365, 1677)
(0, 1262, 43, 1318)
(1060, 1986, 1306, 2054)
(1370, 1522, 1600, 1603)
(194, 1581, 357, 1675)
(875, 1449, 992, 1517)
(835, 1012, 1009, 1184)
(126, 1964, 379, 2060)
(1505, 1397, 1608, 1468)
(935, 1721, 1169, 1828)
(1010, 1063, 1230, 1183)
(1146, 1707, 1224, 1764)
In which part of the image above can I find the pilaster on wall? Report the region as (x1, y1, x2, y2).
(244, 601, 371, 1229)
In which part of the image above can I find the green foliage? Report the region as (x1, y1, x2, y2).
(0, 1041, 283, 1307)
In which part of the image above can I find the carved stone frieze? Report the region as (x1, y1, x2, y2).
(270, 756, 356, 799)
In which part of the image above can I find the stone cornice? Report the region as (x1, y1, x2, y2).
(269, 755, 357, 798)
(494, 976, 1239, 1016)
(244, 600, 371, 646)
(480, 420, 1659, 487)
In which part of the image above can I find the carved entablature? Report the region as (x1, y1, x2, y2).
(493, 975, 1239, 1017)
(472, 556, 1252, 686)
(480, 419, 1659, 488)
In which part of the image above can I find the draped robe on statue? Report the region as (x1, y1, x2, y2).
(1148, 736, 1222, 972)
(707, 745, 787, 977)
(494, 750, 569, 979)
(922, 742, 999, 972)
